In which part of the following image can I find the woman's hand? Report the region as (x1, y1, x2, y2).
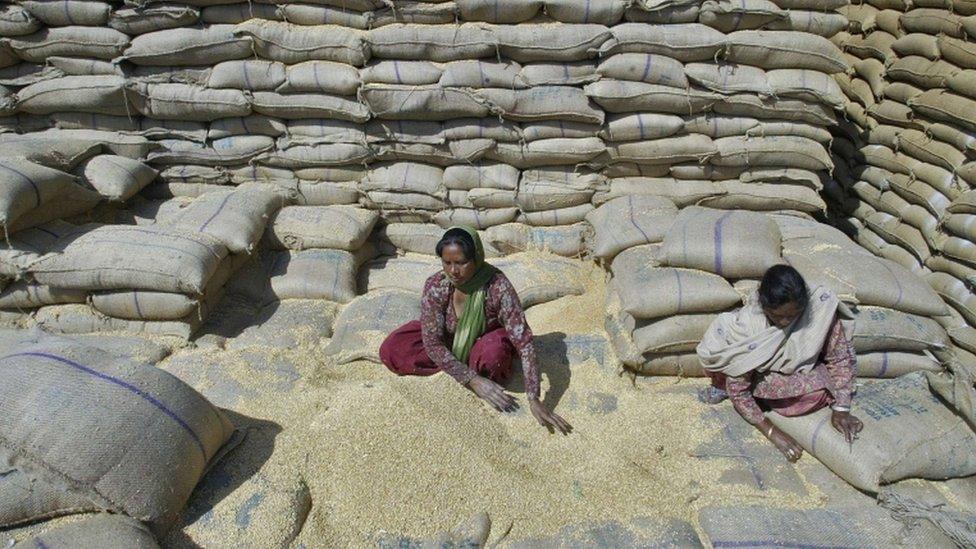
(467, 375, 518, 412)
(529, 398, 573, 435)
(831, 410, 863, 443)
(759, 419, 804, 462)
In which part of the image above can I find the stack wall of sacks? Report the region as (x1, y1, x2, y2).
(0, 0, 859, 341)
(598, 205, 952, 379)
(828, 0, 976, 354)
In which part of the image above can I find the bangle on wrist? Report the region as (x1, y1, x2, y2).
(831, 404, 851, 413)
(764, 423, 773, 437)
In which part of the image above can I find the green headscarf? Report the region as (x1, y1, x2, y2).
(445, 225, 497, 364)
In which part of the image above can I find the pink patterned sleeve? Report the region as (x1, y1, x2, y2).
(822, 315, 856, 408)
(726, 374, 766, 425)
(420, 274, 477, 386)
(492, 275, 541, 400)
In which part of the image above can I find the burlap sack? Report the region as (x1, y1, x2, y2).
(858, 351, 944, 378)
(596, 53, 688, 88)
(17, 75, 130, 116)
(361, 84, 492, 120)
(279, 60, 361, 95)
(493, 253, 587, 307)
(601, 112, 685, 141)
(585, 194, 678, 260)
(0, 4, 40, 36)
(584, 80, 720, 114)
(128, 82, 250, 122)
(10, 26, 129, 62)
(632, 313, 719, 354)
(30, 225, 227, 295)
(663, 206, 783, 279)
(685, 62, 772, 95)
(367, 23, 494, 62)
(124, 25, 250, 66)
(0, 338, 237, 529)
(517, 203, 595, 227)
(110, 4, 200, 35)
(164, 187, 284, 254)
(724, 30, 848, 73)
(608, 134, 717, 164)
(256, 143, 373, 168)
(599, 23, 726, 62)
(477, 86, 605, 125)
(487, 137, 605, 168)
(359, 59, 443, 85)
(494, 23, 610, 62)
(545, 0, 629, 24)
(250, 92, 369, 122)
(0, 282, 86, 310)
(434, 208, 519, 229)
(324, 289, 420, 364)
(265, 205, 379, 251)
(517, 61, 600, 87)
(484, 223, 587, 257)
(769, 373, 976, 492)
(851, 306, 949, 353)
(233, 19, 368, 65)
(267, 247, 372, 303)
(615, 264, 741, 320)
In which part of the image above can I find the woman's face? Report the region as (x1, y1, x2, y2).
(763, 300, 805, 329)
(440, 243, 476, 287)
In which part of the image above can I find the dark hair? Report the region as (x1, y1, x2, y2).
(435, 228, 475, 261)
(758, 265, 809, 310)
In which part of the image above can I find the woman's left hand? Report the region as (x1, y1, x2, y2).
(830, 410, 863, 443)
(528, 398, 572, 435)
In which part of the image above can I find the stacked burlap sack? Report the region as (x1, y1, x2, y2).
(601, 206, 951, 379)
(0, 333, 239, 545)
(828, 2, 976, 350)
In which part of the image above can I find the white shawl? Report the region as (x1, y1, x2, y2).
(697, 286, 854, 377)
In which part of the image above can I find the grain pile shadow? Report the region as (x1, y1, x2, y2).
(506, 331, 572, 409)
(172, 410, 282, 531)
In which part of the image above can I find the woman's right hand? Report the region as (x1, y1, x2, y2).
(468, 375, 518, 413)
(759, 419, 804, 462)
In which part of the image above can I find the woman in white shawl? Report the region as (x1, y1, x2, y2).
(697, 265, 863, 462)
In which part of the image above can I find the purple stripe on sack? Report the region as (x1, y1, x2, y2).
(133, 291, 144, 320)
(713, 211, 734, 276)
(583, 0, 592, 23)
(392, 60, 403, 85)
(639, 54, 654, 83)
(198, 192, 233, 232)
(879, 353, 889, 377)
(809, 414, 830, 455)
(714, 541, 861, 549)
(0, 162, 41, 209)
(627, 195, 651, 243)
(1, 351, 207, 459)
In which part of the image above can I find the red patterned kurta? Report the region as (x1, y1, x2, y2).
(420, 270, 541, 399)
(726, 316, 856, 425)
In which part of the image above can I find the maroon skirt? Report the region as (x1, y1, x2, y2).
(379, 320, 516, 383)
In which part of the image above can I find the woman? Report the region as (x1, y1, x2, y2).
(696, 265, 863, 462)
(380, 225, 572, 435)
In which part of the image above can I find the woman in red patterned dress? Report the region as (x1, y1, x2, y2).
(697, 265, 864, 462)
(380, 225, 572, 434)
